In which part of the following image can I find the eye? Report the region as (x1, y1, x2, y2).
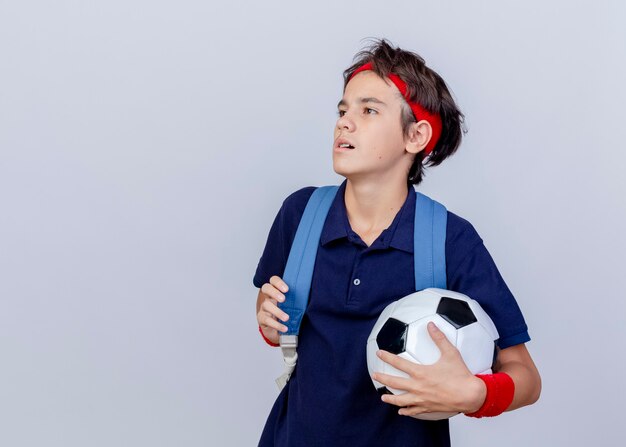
(337, 108, 377, 117)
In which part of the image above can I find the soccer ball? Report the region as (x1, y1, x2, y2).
(366, 288, 499, 420)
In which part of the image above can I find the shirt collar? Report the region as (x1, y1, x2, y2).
(319, 180, 349, 246)
(319, 180, 415, 253)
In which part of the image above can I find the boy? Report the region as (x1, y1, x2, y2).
(253, 38, 541, 446)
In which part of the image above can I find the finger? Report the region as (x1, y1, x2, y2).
(427, 321, 455, 355)
(269, 276, 289, 294)
(262, 300, 290, 322)
(398, 405, 429, 417)
(261, 314, 289, 333)
(381, 393, 425, 409)
(377, 350, 423, 375)
(261, 282, 285, 303)
(379, 393, 403, 408)
(257, 310, 273, 325)
(372, 372, 413, 392)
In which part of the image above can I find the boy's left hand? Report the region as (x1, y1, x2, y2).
(373, 321, 487, 417)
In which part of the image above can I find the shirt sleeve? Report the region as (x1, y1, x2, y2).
(446, 214, 531, 349)
(252, 187, 316, 289)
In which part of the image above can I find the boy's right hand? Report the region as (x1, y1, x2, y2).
(256, 275, 291, 346)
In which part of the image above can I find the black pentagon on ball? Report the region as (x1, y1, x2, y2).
(377, 386, 393, 396)
(492, 343, 499, 369)
(436, 297, 477, 329)
(377, 387, 402, 406)
(376, 318, 408, 354)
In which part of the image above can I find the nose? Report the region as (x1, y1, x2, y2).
(336, 113, 355, 132)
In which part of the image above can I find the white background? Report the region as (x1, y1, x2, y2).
(1, 1, 625, 445)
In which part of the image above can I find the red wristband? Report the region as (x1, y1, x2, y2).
(258, 326, 280, 347)
(465, 373, 515, 418)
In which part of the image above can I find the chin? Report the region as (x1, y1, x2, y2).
(332, 160, 351, 178)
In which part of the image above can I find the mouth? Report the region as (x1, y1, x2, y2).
(335, 138, 356, 151)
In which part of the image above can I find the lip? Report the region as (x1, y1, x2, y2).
(334, 137, 356, 151)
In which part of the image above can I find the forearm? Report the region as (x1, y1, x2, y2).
(494, 346, 542, 411)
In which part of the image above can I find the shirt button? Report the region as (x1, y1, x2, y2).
(353, 278, 361, 286)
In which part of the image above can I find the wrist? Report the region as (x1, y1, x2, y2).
(465, 373, 515, 418)
(463, 375, 487, 414)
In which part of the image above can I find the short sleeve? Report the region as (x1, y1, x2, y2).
(446, 213, 531, 349)
(252, 187, 316, 289)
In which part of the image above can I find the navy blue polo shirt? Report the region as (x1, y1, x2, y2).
(253, 180, 530, 447)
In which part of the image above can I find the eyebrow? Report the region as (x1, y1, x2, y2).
(337, 97, 387, 109)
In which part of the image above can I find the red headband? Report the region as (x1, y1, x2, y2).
(348, 62, 442, 156)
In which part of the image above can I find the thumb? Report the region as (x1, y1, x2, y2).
(427, 321, 455, 355)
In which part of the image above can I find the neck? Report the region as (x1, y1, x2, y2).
(344, 176, 409, 233)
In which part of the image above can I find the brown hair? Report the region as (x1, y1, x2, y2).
(343, 38, 467, 185)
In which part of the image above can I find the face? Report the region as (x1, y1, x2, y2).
(333, 71, 414, 182)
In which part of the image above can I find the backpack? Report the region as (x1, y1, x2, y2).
(275, 185, 448, 390)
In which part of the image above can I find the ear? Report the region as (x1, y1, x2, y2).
(405, 120, 432, 155)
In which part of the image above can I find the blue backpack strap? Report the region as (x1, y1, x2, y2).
(274, 185, 446, 390)
(280, 185, 339, 335)
(413, 191, 448, 290)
